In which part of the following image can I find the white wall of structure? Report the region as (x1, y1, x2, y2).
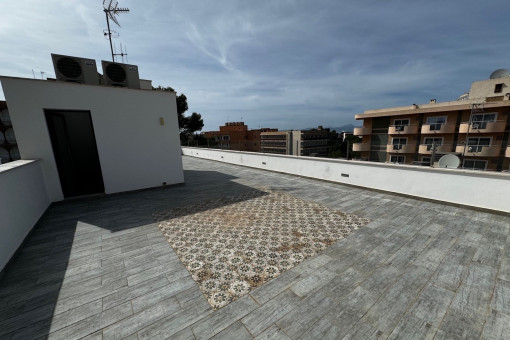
(470, 77, 510, 99)
(182, 147, 510, 213)
(0, 160, 50, 271)
(0, 77, 184, 202)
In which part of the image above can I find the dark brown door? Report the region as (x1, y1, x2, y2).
(45, 110, 104, 198)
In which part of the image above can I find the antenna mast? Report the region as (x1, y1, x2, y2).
(103, 0, 129, 62)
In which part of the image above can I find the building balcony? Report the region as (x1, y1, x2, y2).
(386, 143, 417, 153)
(455, 144, 501, 157)
(458, 120, 506, 134)
(388, 125, 419, 135)
(353, 142, 370, 152)
(353, 127, 371, 136)
(421, 123, 456, 134)
(418, 144, 452, 154)
(506, 146, 510, 158)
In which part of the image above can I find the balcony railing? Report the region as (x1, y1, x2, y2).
(458, 120, 506, 133)
(353, 143, 370, 152)
(421, 122, 456, 134)
(418, 144, 452, 154)
(386, 143, 417, 153)
(353, 127, 371, 136)
(388, 125, 419, 135)
(455, 144, 501, 157)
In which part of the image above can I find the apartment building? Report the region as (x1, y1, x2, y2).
(260, 126, 329, 156)
(202, 122, 277, 151)
(354, 70, 510, 171)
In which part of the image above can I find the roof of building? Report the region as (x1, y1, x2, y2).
(355, 98, 510, 119)
(1, 156, 508, 338)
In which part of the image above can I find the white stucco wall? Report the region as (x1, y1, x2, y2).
(0, 160, 50, 271)
(470, 77, 510, 99)
(182, 147, 510, 214)
(0, 77, 184, 201)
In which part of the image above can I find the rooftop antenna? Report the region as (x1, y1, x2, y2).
(103, 0, 129, 62)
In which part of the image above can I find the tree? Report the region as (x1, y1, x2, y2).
(153, 86, 203, 142)
(327, 130, 343, 158)
(341, 135, 362, 159)
(181, 112, 204, 141)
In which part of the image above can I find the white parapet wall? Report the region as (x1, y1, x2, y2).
(182, 147, 510, 214)
(0, 160, 51, 271)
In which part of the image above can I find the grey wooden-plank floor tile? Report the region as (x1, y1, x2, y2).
(1, 155, 509, 339)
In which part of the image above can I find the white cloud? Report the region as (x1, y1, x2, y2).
(1, 0, 509, 130)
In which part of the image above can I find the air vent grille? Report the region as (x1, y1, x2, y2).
(106, 63, 127, 82)
(57, 57, 82, 78)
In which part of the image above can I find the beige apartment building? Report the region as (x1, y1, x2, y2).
(203, 122, 277, 152)
(261, 126, 329, 156)
(354, 70, 510, 171)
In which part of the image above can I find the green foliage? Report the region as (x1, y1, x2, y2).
(152, 85, 174, 92)
(327, 132, 362, 159)
(153, 86, 203, 142)
(341, 135, 362, 159)
(182, 112, 204, 140)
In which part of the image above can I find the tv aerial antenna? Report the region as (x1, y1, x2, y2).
(103, 0, 129, 62)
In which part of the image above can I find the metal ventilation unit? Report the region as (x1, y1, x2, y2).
(101, 60, 140, 89)
(51, 54, 100, 85)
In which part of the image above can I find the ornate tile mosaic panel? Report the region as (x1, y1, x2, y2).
(153, 189, 370, 310)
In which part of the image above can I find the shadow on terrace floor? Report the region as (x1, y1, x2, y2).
(0, 169, 267, 338)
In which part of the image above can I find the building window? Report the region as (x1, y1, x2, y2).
(426, 116, 446, 131)
(421, 156, 431, 164)
(467, 137, 491, 152)
(495, 83, 503, 93)
(471, 113, 496, 129)
(222, 135, 230, 140)
(392, 137, 407, 150)
(390, 155, 405, 163)
(393, 119, 409, 131)
(423, 137, 443, 151)
(463, 159, 487, 170)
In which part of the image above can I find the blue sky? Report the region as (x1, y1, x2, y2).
(1, 0, 509, 131)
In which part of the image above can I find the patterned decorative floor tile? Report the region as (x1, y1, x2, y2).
(153, 189, 370, 309)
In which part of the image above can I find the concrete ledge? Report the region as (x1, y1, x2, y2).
(182, 147, 510, 214)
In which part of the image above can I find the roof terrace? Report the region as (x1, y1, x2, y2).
(1, 156, 509, 339)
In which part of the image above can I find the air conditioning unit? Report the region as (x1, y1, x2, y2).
(51, 54, 100, 85)
(395, 126, 404, 132)
(101, 61, 140, 89)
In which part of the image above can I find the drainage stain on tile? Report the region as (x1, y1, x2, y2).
(153, 189, 370, 310)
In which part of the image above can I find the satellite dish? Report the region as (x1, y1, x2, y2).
(9, 146, 20, 161)
(0, 109, 11, 126)
(490, 69, 510, 79)
(0, 147, 10, 164)
(438, 154, 460, 169)
(5, 128, 16, 144)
